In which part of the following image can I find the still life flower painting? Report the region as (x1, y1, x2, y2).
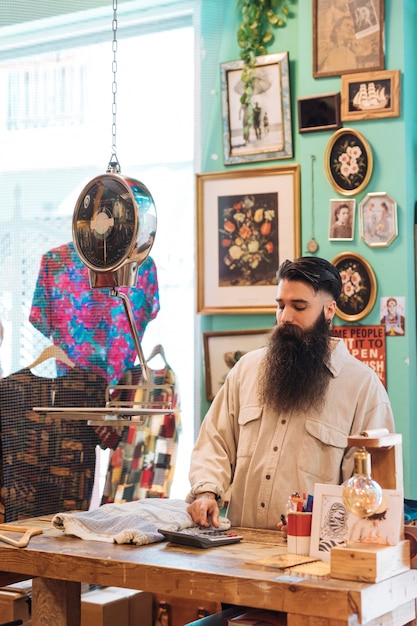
(332, 252, 377, 322)
(325, 128, 373, 196)
(218, 192, 279, 286)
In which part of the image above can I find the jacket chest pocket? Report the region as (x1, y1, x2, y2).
(237, 406, 262, 457)
(299, 418, 348, 482)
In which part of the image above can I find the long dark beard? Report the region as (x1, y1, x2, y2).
(258, 311, 332, 414)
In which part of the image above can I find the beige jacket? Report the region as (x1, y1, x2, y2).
(187, 338, 395, 529)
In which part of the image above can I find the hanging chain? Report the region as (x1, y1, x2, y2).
(311, 154, 316, 235)
(108, 0, 121, 172)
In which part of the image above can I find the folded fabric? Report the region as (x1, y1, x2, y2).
(52, 498, 231, 545)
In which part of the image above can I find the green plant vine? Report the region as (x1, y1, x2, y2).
(236, 0, 294, 136)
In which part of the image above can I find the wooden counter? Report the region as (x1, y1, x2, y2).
(0, 519, 415, 626)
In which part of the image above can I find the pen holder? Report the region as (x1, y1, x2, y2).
(287, 512, 312, 556)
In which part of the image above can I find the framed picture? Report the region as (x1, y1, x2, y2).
(324, 128, 373, 196)
(220, 52, 293, 165)
(203, 329, 270, 401)
(329, 199, 356, 241)
(310, 484, 403, 563)
(331, 251, 377, 322)
(359, 192, 398, 247)
(196, 166, 301, 314)
(380, 296, 406, 337)
(313, 0, 384, 78)
(341, 69, 401, 121)
(297, 92, 341, 134)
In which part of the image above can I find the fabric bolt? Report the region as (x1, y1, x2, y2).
(0, 367, 110, 523)
(29, 241, 160, 384)
(187, 338, 395, 530)
(52, 498, 231, 545)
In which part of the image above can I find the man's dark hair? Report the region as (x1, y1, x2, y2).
(277, 257, 342, 301)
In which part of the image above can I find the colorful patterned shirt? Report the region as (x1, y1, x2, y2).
(29, 242, 160, 384)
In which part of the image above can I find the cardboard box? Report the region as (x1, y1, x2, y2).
(0, 587, 31, 624)
(404, 524, 417, 569)
(81, 586, 152, 626)
(330, 539, 410, 583)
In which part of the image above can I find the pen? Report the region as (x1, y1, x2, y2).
(280, 513, 287, 526)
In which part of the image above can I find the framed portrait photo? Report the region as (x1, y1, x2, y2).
(329, 199, 356, 241)
(359, 192, 398, 248)
(203, 329, 270, 401)
(325, 128, 373, 196)
(331, 251, 377, 322)
(297, 92, 342, 134)
(313, 0, 384, 78)
(220, 52, 293, 165)
(341, 69, 401, 122)
(196, 166, 301, 314)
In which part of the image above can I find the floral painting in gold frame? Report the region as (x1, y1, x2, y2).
(196, 166, 300, 314)
(324, 128, 373, 196)
(331, 251, 377, 322)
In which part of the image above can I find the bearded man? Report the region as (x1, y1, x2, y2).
(186, 257, 394, 529)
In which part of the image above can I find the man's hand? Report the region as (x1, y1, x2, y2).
(186, 493, 220, 528)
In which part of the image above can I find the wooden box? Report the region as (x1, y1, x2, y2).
(81, 586, 152, 626)
(330, 539, 410, 583)
(0, 587, 31, 624)
(404, 525, 417, 569)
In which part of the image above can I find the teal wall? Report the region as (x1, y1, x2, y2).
(198, 0, 417, 498)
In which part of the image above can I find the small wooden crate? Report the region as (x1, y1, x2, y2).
(330, 539, 410, 583)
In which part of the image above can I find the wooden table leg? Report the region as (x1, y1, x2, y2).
(32, 577, 81, 626)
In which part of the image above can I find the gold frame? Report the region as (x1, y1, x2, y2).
(196, 166, 301, 314)
(324, 128, 373, 196)
(341, 70, 401, 122)
(331, 251, 377, 322)
(313, 0, 384, 78)
(203, 329, 270, 401)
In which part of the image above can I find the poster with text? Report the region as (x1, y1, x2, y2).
(332, 325, 386, 388)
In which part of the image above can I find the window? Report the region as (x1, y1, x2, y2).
(0, 1, 195, 499)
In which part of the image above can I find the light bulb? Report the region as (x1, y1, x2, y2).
(343, 447, 383, 517)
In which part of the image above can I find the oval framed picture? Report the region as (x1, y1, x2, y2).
(324, 128, 373, 196)
(331, 252, 377, 322)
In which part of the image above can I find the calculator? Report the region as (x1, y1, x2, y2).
(158, 527, 243, 549)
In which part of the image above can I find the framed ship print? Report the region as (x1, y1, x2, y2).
(341, 70, 401, 121)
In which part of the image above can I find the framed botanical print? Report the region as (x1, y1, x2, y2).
(324, 128, 373, 196)
(196, 166, 300, 314)
(331, 251, 377, 322)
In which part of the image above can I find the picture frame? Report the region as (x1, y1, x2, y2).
(310, 483, 403, 563)
(297, 92, 342, 134)
(359, 192, 398, 248)
(324, 128, 373, 196)
(220, 52, 293, 165)
(341, 70, 401, 121)
(313, 0, 384, 78)
(331, 251, 377, 322)
(202, 329, 270, 401)
(380, 296, 406, 337)
(196, 165, 301, 314)
(328, 198, 356, 241)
